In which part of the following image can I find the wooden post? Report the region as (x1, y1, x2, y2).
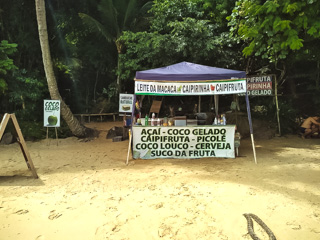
(55, 127, 59, 146)
(126, 129, 132, 165)
(0, 113, 10, 140)
(275, 76, 281, 136)
(0, 114, 38, 178)
(46, 127, 59, 146)
(46, 127, 49, 145)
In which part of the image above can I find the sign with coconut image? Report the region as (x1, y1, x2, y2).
(44, 100, 60, 127)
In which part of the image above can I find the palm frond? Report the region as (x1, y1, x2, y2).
(122, 0, 138, 31)
(97, 0, 119, 37)
(139, 1, 153, 15)
(78, 12, 114, 42)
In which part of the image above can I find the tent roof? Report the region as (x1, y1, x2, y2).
(135, 61, 246, 81)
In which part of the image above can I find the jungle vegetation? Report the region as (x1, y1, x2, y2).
(1, 0, 320, 138)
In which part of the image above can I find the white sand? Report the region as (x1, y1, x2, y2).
(0, 121, 320, 240)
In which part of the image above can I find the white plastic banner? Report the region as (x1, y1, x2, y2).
(135, 79, 246, 96)
(132, 125, 235, 159)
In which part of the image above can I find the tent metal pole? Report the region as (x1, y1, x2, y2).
(245, 93, 257, 164)
(214, 95, 219, 116)
(131, 94, 137, 127)
(126, 94, 136, 165)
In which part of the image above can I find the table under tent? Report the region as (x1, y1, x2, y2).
(130, 62, 257, 163)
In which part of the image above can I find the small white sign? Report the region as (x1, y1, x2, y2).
(44, 100, 60, 127)
(119, 94, 134, 113)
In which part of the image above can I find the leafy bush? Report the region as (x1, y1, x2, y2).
(249, 96, 299, 135)
(17, 120, 72, 141)
(6, 69, 48, 121)
(0, 40, 18, 94)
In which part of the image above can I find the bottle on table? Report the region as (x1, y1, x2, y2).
(151, 113, 156, 126)
(213, 116, 218, 125)
(145, 114, 149, 126)
(163, 117, 168, 126)
(222, 114, 226, 125)
(168, 118, 174, 126)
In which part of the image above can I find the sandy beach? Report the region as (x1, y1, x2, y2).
(1, 121, 320, 240)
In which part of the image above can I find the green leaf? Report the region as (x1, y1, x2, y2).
(243, 41, 255, 57)
(307, 26, 318, 36)
(284, 3, 299, 14)
(0, 78, 8, 94)
(289, 37, 304, 50)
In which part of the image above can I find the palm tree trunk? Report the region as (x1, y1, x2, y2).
(117, 57, 121, 94)
(115, 40, 122, 94)
(35, 0, 91, 138)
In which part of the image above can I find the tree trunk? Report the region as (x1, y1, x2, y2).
(35, 0, 95, 138)
(94, 70, 99, 102)
(117, 57, 121, 94)
(316, 60, 320, 91)
(115, 39, 122, 94)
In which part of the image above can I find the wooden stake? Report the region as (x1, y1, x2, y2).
(46, 127, 58, 146)
(275, 76, 281, 136)
(126, 129, 132, 165)
(0, 113, 10, 140)
(46, 127, 49, 146)
(55, 127, 58, 146)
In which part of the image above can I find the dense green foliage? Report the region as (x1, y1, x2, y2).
(0, 40, 18, 94)
(78, 0, 152, 95)
(228, 0, 320, 133)
(119, 0, 243, 88)
(1, 0, 320, 138)
(228, 0, 320, 62)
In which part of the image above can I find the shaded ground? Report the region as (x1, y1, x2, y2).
(0, 121, 320, 240)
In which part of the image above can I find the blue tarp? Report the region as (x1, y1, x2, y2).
(135, 61, 246, 81)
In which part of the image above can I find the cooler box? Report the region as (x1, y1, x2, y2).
(187, 119, 198, 126)
(174, 116, 187, 126)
